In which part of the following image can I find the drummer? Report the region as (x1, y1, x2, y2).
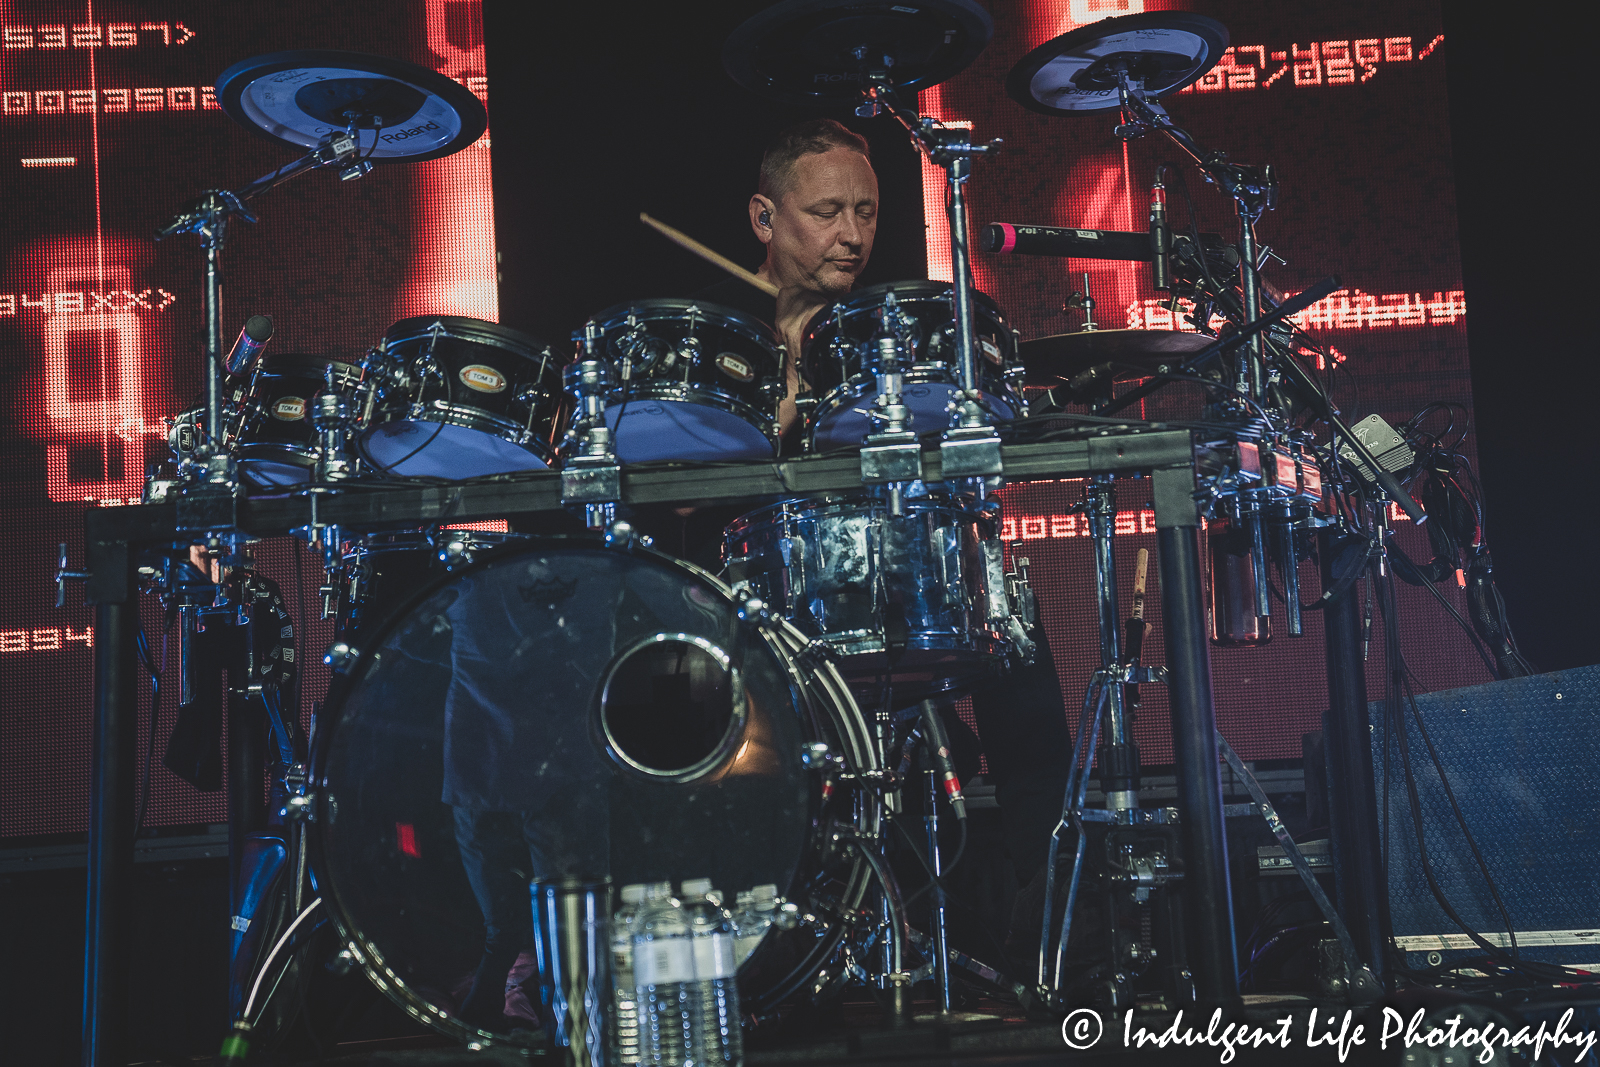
(642, 118, 879, 564)
(695, 117, 878, 440)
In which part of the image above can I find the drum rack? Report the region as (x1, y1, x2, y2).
(73, 426, 1254, 1051)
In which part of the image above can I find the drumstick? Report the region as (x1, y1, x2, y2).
(639, 212, 779, 298)
(1132, 547, 1150, 622)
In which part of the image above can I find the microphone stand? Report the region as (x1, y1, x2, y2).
(154, 131, 365, 491)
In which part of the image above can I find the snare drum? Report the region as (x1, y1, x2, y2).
(358, 316, 568, 478)
(800, 281, 1024, 452)
(723, 488, 1019, 696)
(169, 355, 363, 489)
(584, 299, 785, 463)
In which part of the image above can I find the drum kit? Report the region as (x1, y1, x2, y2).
(117, 0, 1424, 1055)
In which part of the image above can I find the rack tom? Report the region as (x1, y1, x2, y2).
(358, 316, 568, 478)
(583, 299, 785, 463)
(800, 281, 1024, 452)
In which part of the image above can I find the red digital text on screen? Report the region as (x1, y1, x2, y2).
(1126, 289, 1467, 334)
(1179, 34, 1445, 92)
(1, 289, 176, 315)
(0, 626, 93, 653)
(1000, 503, 1412, 546)
(0, 21, 194, 49)
(1, 86, 219, 116)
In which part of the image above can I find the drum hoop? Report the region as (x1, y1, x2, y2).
(608, 382, 779, 441)
(383, 315, 555, 360)
(587, 298, 783, 353)
(234, 441, 318, 465)
(800, 280, 1008, 352)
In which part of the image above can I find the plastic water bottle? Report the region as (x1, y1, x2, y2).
(611, 883, 647, 1065)
(681, 879, 743, 1066)
(633, 881, 693, 1066)
(732, 884, 779, 966)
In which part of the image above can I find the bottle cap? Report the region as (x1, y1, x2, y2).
(645, 880, 675, 899)
(752, 884, 779, 902)
(620, 883, 647, 904)
(681, 878, 714, 897)
(735, 890, 754, 905)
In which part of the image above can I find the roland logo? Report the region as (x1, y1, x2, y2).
(812, 71, 865, 84)
(459, 364, 507, 393)
(272, 397, 306, 421)
(380, 120, 442, 143)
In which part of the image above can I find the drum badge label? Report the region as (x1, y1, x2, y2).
(459, 364, 508, 393)
(272, 397, 306, 421)
(715, 352, 754, 382)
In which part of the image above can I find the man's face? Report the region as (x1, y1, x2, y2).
(765, 148, 879, 297)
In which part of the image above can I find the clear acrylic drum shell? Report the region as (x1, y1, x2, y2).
(798, 281, 1023, 452)
(723, 491, 1009, 694)
(307, 542, 859, 1044)
(586, 298, 785, 464)
(358, 316, 568, 478)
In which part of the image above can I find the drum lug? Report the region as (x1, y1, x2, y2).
(602, 519, 648, 552)
(799, 741, 842, 771)
(323, 640, 360, 674)
(731, 581, 773, 626)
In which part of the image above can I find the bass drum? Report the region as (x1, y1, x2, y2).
(309, 542, 878, 1048)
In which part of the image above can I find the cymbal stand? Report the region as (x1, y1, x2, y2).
(1107, 67, 1277, 405)
(155, 131, 364, 494)
(857, 80, 1004, 492)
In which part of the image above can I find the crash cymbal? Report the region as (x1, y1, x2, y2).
(723, 0, 993, 106)
(1019, 328, 1213, 385)
(215, 50, 487, 162)
(1006, 12, 1228, 117)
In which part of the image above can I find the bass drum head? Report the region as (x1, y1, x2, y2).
(310, 543, 818, 1047)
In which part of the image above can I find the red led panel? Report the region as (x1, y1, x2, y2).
(0, 0, 495, 839)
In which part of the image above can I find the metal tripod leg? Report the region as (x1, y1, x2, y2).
(1037, 674, 1109, 993)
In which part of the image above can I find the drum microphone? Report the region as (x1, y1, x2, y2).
(980, 222, 1153, 262)
(224, 314, 274, 375)
(1149, 170, 1171, 291)
(917, 699, 967, 821)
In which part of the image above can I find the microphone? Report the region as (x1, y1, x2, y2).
(224, 314, 274, 375)
(917, 699, 966, 821)
(980, 223, 1154, 262)
(1149, 174, 1171, 292)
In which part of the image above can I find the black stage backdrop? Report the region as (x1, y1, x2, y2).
(0, 0, 1587, 842)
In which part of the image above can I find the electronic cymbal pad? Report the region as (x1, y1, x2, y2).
(723, 0, 993, 105)
(214, 50, 488, 162)
(1019, 328, 1214, 386)
(1005, 12, 1228, 117)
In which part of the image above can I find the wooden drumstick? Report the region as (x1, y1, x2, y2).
(639, 212, 779, 298)
(1132, 547, 1150, 623)
(1125, 546, 1153, 710)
